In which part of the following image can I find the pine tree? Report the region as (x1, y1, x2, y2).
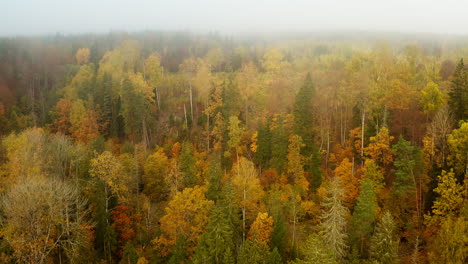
(350, 178, 378, 255)
(448, 59, 467, 122)
(292, 73, 321, 189)
(268, 247, 283, 264)
(369, 211, 399, 264)
(293, 232, 337, 264)
(206, 155, 223, 202)
(180, 141, 198, 188)
(293, 73, 315, 156)
(392, 136, 418, 197)
(254, 121, 272, 169)
(320, 179, 349, 260)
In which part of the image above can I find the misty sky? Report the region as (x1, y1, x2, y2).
(2, 0, 468, 36)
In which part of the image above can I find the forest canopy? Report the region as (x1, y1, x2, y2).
(0, 31, 467, 263)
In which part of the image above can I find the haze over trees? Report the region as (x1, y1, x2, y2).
(0, 31, 467, 263)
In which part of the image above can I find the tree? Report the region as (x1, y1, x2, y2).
(320, 179, 349, 260)
(428, 215, 468, 264)
(145, 53, 163, 108)
(426, 169, 464, 226)
(225, 115, 244, 160)
(1, 177, 92, 264)
(420, 81, 446, 115)
(362, 159, 385, 196)
(90, 151, 130, 202)
(448, 59, 467, 122)
(237, 239, 270, 264)
(180, 141, 198, 188)
(364, 127, 394, 168)
(391, 136, 423, 224)
(193, 199, 235, 264)
(143, 148, 169, 201)
(231, 157, 265, 242)
(76, 48, 90, 65)
(447, 121, 468, 176)
(206, 155, 223, 202)
(254, 121, 272, 169)
(350, 178, 378, 255)
(333, 158, 360, 208)
(154, 186, 214, 257)
(293, 232, 337, 264)
(287, 135, 309, 194)
(369, 211, 399, 264)
(293, 73, 321, 187)
(247, 212, 274, 245)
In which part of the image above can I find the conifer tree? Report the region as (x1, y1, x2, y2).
(448, 59, 467, 122)
(369, 211, 399, 264)
(320, 179, 349, 260)
(350, 178, 378, 255)
(293, 232, 337, 264)
(180, 141, 198, 188)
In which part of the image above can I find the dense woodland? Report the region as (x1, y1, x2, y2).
(0, 31, 466, 264)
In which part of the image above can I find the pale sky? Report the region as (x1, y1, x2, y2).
(2, 0, 468, 36)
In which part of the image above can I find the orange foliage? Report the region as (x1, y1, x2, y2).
(247, 212, 274, 245)
(112, 205, 136, 258)
(364, 127, 394, 167)
(259, 168, 280, 187)
(334, 158, 360, 208)
(72, 109, 102, 142)
(53, 98, 73, 135)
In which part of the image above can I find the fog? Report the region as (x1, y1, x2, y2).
(3, 0, 468, 36)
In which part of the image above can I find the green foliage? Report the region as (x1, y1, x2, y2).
(369, 211, 399, 264)
(293, 232, 337, 264)
(206, 155, 223, 202)
(350, 178, 378, 256)
(180, 141, 198, 188)
(293, 73, 316, 157)
(237, 240, 270, 264)
(193, 200, 235, 264)
(254, 121, 272, 168)
(320, 179, 349, 260)
(392, 136, 419, 196)
(448, 59, 468, 122)
(120, 76, 147, 140)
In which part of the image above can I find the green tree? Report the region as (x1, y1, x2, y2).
(350, 178, 378, 255)
(320, 179, 349, 260)
(292, 74, 321, 189)
(143, 149, 169, 201)
(293, 73, 315, 156)
(293, 232, 337, 264)
(193, 201, 235, 264)
(448, 59, 467, 122)
(254, 121, 272, 169)
(369, 211, 399, 264)
(206, 155, 223, 202)
(180, 141, 198, 188)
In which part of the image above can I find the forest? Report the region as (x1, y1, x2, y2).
(0, 31, 466, 264)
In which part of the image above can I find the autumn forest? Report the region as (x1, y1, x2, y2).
(0, 32, 466, 264)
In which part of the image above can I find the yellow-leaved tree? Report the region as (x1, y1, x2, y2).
(154, 186, 214, 257)
(247, 212, 274, 245)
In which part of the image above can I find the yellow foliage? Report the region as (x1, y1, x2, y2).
(247, 212, 274, 245)
(75, 48, 90, 65)
(153, 186, 214, 256)
(334, 158, 360, 208)
(364, 127, 394, 167)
